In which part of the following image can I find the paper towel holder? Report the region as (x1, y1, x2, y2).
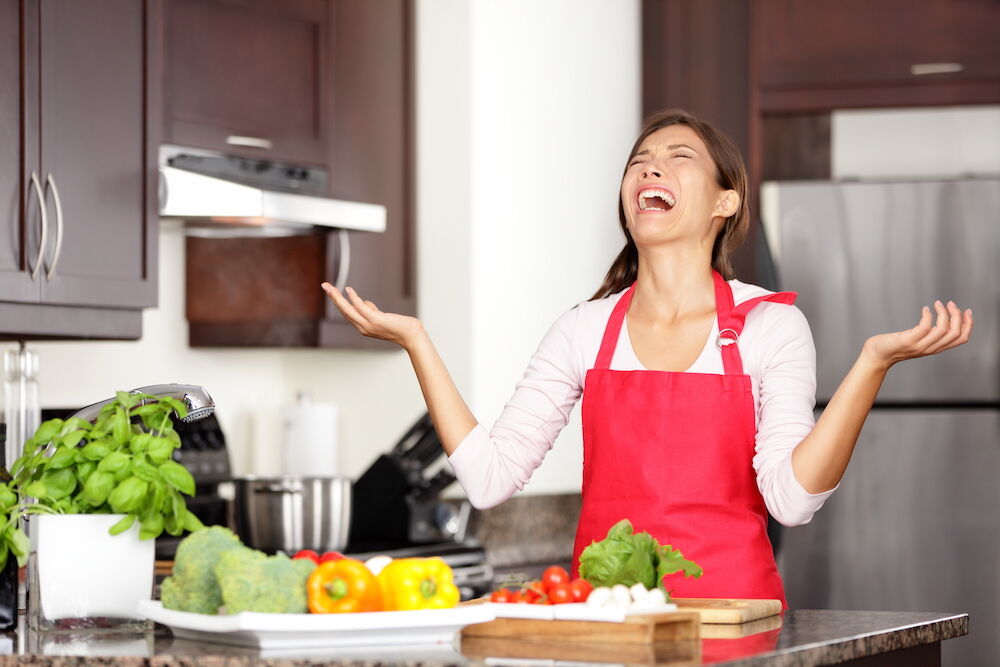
(281, 392, 339, 476)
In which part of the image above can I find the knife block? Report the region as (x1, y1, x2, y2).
(348, 412, 464, 552)
(347, 461, 465, 551)
(347, 454, 412, 549)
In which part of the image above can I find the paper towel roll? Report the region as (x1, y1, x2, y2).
(281, 394, 338, 476)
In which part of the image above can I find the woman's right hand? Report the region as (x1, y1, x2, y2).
(321, 283, 425, 349)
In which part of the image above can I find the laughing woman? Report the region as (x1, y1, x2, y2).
(322, 109, 973, 606)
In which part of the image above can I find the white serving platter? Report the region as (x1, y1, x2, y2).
(137, 600, 496, 650)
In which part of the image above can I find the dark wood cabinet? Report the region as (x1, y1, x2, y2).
(0, 0, 158, 339)
(182, 0, 414, 349)
(0, 0, 37, 305)
(34, 0, 158, 310)
(754, 0, 1000, 112)
(320, 0, 414, 348)
(163, 0, 331, 166)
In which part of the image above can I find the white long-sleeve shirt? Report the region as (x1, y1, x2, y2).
(447, 279, 837, 526)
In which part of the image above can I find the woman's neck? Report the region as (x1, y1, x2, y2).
(632, 244, 717, 321)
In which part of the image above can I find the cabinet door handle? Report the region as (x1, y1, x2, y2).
(335, 229, 351, 292)
(28, 172, 48, 281)
(225, 135, 273, 150)
(45, 173, 65, 280)
(910, 62, 964, 76)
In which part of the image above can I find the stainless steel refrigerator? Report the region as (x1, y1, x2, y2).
(762, 178, 1000, 667)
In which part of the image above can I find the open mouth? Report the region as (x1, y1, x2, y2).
(637, 188, 676, 212)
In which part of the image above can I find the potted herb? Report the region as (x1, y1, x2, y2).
(0, 391, 203, 629)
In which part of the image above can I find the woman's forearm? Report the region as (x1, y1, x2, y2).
(791, 300, 973, 494)
(790, 348, 890, 493)
(404, 328, 478, 455)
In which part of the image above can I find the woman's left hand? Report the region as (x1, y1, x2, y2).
(863, 300, 974, 370)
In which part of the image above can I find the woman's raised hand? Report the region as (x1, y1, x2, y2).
(321, 283, 425, 349)
(863, 300, 974, 370)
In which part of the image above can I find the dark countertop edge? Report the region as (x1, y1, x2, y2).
(0, 611, 969, 666)
(725, 612, 969, 667)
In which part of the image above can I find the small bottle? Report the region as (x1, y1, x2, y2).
(4, 344, 40, 468)
(2, 343, 39, 630)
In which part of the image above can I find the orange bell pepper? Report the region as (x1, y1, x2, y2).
(306, 558, 383, 613)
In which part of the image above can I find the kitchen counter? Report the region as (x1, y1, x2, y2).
(0, 609, 968, 666)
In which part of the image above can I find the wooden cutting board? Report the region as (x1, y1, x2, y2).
(699, 613, 783, 639)
(461, 635, 701, 664)
(461, 611, 700, 644)
(672, 598, 782, 624)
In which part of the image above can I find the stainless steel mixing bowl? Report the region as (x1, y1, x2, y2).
(233, 475, 351, 554)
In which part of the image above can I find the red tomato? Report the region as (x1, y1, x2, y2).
(549, 582, 574, 605)
(319, 551, 345, 563)
(569, 578, 593, 602)
(489, 588, 514, 603)
(292, 549, 320, 563)
(541, 566, 570, 591)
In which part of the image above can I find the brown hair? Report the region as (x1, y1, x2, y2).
(590, 109, 750, 300)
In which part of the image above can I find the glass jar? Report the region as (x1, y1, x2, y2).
(4, 345, 40, 469)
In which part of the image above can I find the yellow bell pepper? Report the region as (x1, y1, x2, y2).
(377, 557, 460, 610)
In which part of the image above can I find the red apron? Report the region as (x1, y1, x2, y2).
(573, 271, 796, 606)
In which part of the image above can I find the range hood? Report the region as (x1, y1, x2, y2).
(158, 146, 386, 237)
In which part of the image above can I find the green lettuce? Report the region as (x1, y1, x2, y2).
(578, 519, 703, 591)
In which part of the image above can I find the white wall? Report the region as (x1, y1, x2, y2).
(9, 0, 642, 497)
(832, 105, 1000, 179)
(465, 0, 640, 491)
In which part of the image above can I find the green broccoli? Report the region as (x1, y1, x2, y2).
(160, 526, 248, 614)
(214, 549, 316, 614)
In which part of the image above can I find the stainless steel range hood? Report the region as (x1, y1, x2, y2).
(158, 146, 386, 237)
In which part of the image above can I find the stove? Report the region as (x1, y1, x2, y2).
(156, 413, 233, 560)
(345, 541, 494, 601)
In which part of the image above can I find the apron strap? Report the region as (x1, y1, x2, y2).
(593, 274, 796, 375)
(718, 291, 798, 375)
(712, 271, 735, 324)
(594, 283, 635, 370)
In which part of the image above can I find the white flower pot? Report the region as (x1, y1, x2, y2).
(28, 514, 154, 631)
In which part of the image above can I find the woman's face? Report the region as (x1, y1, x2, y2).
(620, 124, 737, 250)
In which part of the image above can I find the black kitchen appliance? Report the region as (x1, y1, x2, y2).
(0, 424, 16, 631)
(157, 412, 233, 559)
(39, 408, 233, 561)
(347, 412, 464, 551)
(345, 413, 492, 599)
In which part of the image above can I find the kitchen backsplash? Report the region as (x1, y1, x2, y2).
(470, 493, 581, 569)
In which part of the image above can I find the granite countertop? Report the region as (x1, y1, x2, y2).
(0, 608, 968, 666)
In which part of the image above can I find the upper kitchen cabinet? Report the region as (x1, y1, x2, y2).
(162, 0, 330, 166)
(753, 0, 1000, 112)
(320, 0, 414, 347)
(181, 0, 414, 349)
(0, 0, 158, 338)
(0, 0, 30, 303)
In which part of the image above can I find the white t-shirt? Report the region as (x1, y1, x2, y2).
(447, 279, 837, 526)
